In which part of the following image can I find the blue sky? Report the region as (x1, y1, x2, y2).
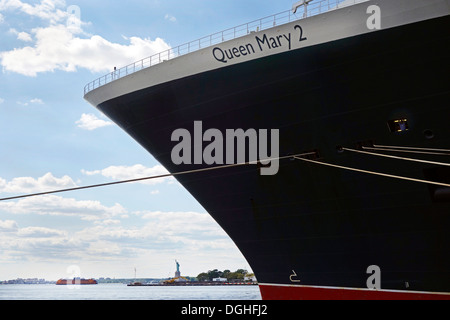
(0, 0, 291, 281)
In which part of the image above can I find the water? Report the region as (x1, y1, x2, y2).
(0, 283, 262, 300)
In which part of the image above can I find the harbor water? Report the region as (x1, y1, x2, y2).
(0, 283, 262, 300)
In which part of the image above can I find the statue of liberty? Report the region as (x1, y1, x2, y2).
(175, 260, 181, 278)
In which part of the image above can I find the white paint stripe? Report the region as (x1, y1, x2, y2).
(85, 0, 449, 107)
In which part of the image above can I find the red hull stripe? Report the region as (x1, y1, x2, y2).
(259, 284, 450, 300)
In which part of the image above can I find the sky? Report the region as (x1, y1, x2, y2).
(0, 0, 291, 281)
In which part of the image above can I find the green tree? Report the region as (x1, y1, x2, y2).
(197, 268, 249, 281)
(227, 272, 241, 280)
(236, 269, 248, 275)
(196, 272, 209, 282)
(207, 269, 222, 280)
(222, 269, 231, 280)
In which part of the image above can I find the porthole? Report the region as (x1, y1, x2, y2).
(423, 129, 434, 140)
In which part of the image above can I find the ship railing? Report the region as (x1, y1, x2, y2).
(84, 0, 365, 95)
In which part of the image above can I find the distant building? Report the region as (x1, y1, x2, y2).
(0, 278, 51, 285)
(212, 277, 228, 282)
(244, 275, 257, 282)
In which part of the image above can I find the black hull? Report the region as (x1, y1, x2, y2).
(96, 16, 450, 297)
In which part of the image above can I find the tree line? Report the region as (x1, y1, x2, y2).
(196, 269, 254, 282)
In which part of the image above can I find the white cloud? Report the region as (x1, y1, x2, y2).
(0, 97, 4, 104)
(0, 0, 171, 76)
(0, 173, 127, 221)
(165, 14, 177, 22)
(95, 219, 121, 226)
(0, 219, 18, 232)
(0, 208, 230, 265)
(0, 219, 81, 262)
(76, 113, 113, 130)
(30, 98, 43, 104)
(76, 210, 230, 252)
(0, 172, 76, 194)
(0, 23, 171, 76)
(9, 28, 33, 41)
(1, 209, 228, 264)
(17, 31, 33, 41)
(82, 164, 172, 185)
(18, 226, 67, 238)
(0, 194, 127, 221)
(0, 207, 244, 276)
(138, 210, 228, 240)
(0, 0, 69, 24)
(0, 231, 85, 262)
(16, 98, 44, 106)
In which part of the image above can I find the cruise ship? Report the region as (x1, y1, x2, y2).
(84, 0, 450, 299)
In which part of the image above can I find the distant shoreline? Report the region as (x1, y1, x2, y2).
(0, 278, 164, 285)
(128, 281, 258, 287)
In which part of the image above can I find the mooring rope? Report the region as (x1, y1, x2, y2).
(0, 152, 316, 202)
(293, 156, 450, 188)
(2, 147, 448, 202)
(343, 147, 450, 167)
(372, 144, 450, 153)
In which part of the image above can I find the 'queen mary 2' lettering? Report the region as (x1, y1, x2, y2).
(212, 24, 307, 64)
